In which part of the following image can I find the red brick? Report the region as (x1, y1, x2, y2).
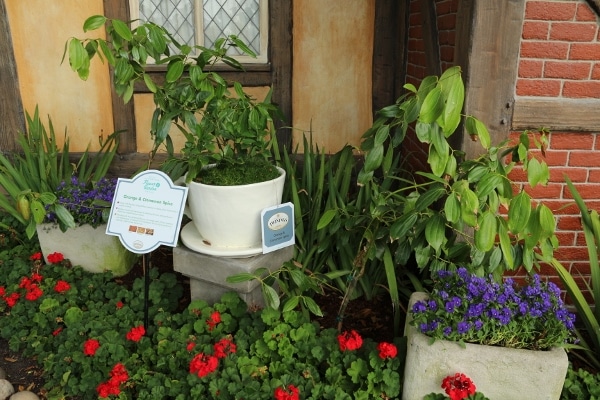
(437, 14, 456, 30)
(524, 182, 563, 198)
(440, 46, 454, 63)
(576, 3, 597, 21)
(522, 21, 550, 39)
(568, 151, 600, 168)
(544, 61, 591, 79)
(555, 231, 576, 246)
(575, 232, 588, 246)
(525, 2, 577, 21)
(555, 245, 593, 261)
(562, 81, 600, 98)
(439, 30, 455, 46)
(549, 22, 598, 42)
(592, 63, 600, 79)
(569, 43, 600, 60)
(557, 215, 583, 230)
(550, 132, 595, 149)
(589, 168, 600, 182)
(542, 150, 568, 166)
(549, 167, 588, 182)
(562, 183, 600, 199)
(519, 59, 544, 77)
(436, 0, 455, 15)
(569, 262, 592, 276)
(516, 79, 562, 96)
(543, 199, 579, 214)
(520, 41, 569, 59)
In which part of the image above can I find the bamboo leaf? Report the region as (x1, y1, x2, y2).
(317, 209, 337, 230)
(508, 191, 531, 234)
(425, 214, 445, 251)
(419, 87, 444, 123)
(83, 15, 107, 32)
(475, 211, 497, 252)
(111, 19, 133, 41)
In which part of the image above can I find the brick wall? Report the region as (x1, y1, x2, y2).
(403, 0, 600, 298)
(510, 0, 600, 299)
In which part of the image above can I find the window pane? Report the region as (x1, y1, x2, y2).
(203, 0, 261, 55)
(139, 0, 196, 48)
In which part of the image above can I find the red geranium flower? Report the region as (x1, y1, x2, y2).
(187, 342, 195, 351)
(52, 327, 63, 336)
(189, 353, 219, 378)
(213, 337, 236, 358)
(4, 292, 20, 308)
(19, 276, 32, 289)
(83, 338, 101, 356)
(31, 272, 43, 283)
(109, 363, 128, 384)
(337, 329, 363, 351)
(47, 252, 64, 264)
(97, 363, 128, 398)
(25, 284, 43, 301)
(0, 286, 5, 297)
(29, 252, 42, 261)
(274, 384, 300, 400)
(116, 301, 124, 309)
(377, 341, 398, 359)
(97, 381, 120, 398)
(126, 325, 145, 342)
(54, 280, 71, 293)
(442, 373, 477, 400)
(206, 311, 221, 331)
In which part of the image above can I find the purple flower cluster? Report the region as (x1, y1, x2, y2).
(46, 176, 117, 228)
(410, 267, 576, 350)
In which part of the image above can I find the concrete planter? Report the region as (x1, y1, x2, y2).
(402, 292, 568, 400)
(36, 224, 138, 276)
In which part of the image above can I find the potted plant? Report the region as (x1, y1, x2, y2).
(403, 267, 576, 400)
(66, 16, 286, 254)
(0, 108, 136, 275)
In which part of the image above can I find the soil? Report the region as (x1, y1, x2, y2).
(0, 245, 397, 399)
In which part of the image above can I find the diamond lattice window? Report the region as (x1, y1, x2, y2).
(130, 0, 268, 63)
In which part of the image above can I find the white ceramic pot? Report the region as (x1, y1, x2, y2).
(36, 223, 138, 276)
(402, 292, 568, 400)
(185, 166, 286, 250)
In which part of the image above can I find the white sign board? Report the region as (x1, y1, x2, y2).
(106, 170, 188, 254)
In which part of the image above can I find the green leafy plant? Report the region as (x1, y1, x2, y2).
(315, 67, 555, 332)
(0, 238, 405, 399)
(561, 364, 600, 400)
(552, 176, 600, 370)
(66, 15, 282, 184)
(0, 107, 119, 238)
(409, 267, 576, 350)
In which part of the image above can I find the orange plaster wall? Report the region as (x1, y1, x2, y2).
(292, 0, 374, 153)
(6, 0, 114, 151)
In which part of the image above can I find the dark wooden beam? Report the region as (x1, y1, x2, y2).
(420, 0, 441, 77)
(585, 0, 600, 16)
(513, 98, 600, 131)
(0, 0, 25, 153)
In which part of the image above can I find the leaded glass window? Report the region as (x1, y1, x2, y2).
(129, 0, 268, 63)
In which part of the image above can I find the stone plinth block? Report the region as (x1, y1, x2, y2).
(173, 245, 293, 308)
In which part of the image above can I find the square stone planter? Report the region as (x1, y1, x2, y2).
(402, 292, 568, 400)
(36, 223, 138, 276)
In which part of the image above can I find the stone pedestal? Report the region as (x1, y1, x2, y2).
(173, 245, 294, 308)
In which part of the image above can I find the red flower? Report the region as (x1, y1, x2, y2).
(4, 292, 20, 308)
(206, 311, 221, 331)
(441, 373, 477, 400)
(213, 337, 236, 358)
(187, 342, 195, 351)
(116, 301, 124, 309)
(54, 280, 71, 293)
(19, 276, 32, 289)
(29, 252, 42, 261)
(0, 286, 5, 297)
(52, 327, 63, 336)
(377, 341, 398, 359)
(83, 339, 101, 356)
(274, 384, 300, 400)
(189, 353, 219, 378)
(47, 252, 64, 264)
(25, 284, 43, 301)
(97, 363, 128, 398)
(337, 330, 363, 351)
(126, 325, 145, 342)
(31, 272, 43, 283)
